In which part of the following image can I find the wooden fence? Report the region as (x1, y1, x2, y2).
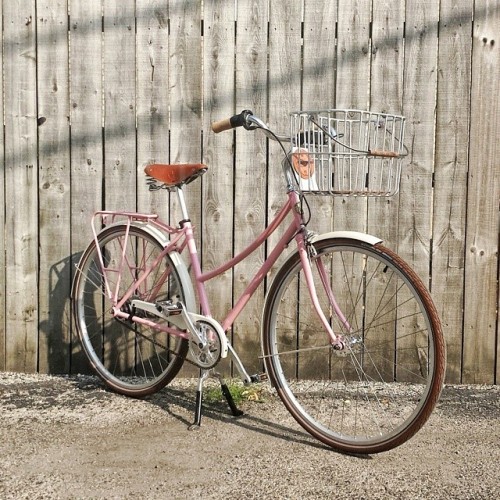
(0, 0, 498, 383)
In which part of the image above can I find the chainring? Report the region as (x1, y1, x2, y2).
(188, 320, 223, 369)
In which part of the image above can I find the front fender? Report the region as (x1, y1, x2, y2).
(310, 230, 382, 247)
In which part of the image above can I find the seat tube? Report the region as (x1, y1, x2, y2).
(176, 186, 190, 221)
(175, 186, 212, 316)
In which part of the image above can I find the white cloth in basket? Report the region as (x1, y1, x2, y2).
(291, 147, 319, 191)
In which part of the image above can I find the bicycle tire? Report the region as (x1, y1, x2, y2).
(262, 237, 445, 454)
(72, 225, 189, 397)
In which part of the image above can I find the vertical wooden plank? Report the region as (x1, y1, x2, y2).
(0, 2, 5, 371)
(168, 0, 202, 376)
(3, 0, 38, 372)
(202, 2, 235, 337)
(232, 0, 269, 372)
(101, 0, 137, 377)
(398, 0, 439, 280)
(433, 0, 472, 383)
(302, 0, 338, 235)
(362, 0, 406, 384)
(37, 0, 72, 373)
(268, 1, 306, 377)
(70, 0, 103, 373)
(336, 0, 371, 109)
(463, 0, 499, 383)
(103, 0, 137, 211)
(299, 1, 339, 379)
(136, 0, 170, 217)
(169, 0, 203, 224)
(368, 0, 405, 247)
(302, 0, 337, 110)
(370, 0, 405, 115)
(268, 0, 302, 257)
(268, 0, 302, 123)
(394, 0, 439, 382)
(334, 0, 371, 233)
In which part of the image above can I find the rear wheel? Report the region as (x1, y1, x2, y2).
(72, 225, 189, 397)
(262, 238, 445, 454)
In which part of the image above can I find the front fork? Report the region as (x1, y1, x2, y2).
(298, 233, 350, 349)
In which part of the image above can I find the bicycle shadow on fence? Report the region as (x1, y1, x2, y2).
(39, 252, 94, 375)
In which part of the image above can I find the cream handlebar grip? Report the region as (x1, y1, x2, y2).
(211, 110, 253, 133)
(211, 117, 233, 133)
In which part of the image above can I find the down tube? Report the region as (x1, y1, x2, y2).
(221, 221, 299, 332)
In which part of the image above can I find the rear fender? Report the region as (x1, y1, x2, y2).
(76, 220, 196, 313)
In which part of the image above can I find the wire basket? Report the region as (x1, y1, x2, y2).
(289, 109, 407, 196)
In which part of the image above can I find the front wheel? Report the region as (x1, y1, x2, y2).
(262, 238, 445, 454)
(72, 225, 189, 397)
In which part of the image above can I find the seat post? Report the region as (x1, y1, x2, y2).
(176, 186, 190, 221)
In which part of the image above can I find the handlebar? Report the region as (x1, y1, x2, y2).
(211, 109, 269, 133)
(211, 110, 400, 159)
(211, 110, 254, 133)
(211, 109, 289, 143)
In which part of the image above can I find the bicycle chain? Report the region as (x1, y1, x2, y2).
(115, 318, 201, 368)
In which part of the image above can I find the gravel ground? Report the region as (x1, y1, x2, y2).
(0, 371, 498, 499)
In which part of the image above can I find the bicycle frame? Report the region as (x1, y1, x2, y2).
(92, 188, 340, 352)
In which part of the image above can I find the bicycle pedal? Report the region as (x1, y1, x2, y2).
(155, 301, 183, 316)
(250, 373, 268, 383)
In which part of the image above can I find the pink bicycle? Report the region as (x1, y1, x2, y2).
(72, 109, 446, 454)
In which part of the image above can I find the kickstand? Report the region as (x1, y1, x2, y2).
(216, 373, 244, 417)
(188, 370, 244, 431)
(188, 369, 209, 430)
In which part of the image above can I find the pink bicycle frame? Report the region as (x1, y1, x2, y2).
(178, 188, 339, 344)
(91, 189, 340, 345)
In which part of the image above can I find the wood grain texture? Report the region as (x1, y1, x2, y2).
(398, 0, 439, 280)
(4, 1, 38, 372)
(268, 0, 302, 263)
(0, 0, 496, 381)
(168, 0, 203, 234)
(201, 0, 235, 332)
(37, 0, 72, 373)
(0, 2, 5, 371)
(302, 0, 338, 235)
(136, 0, 170, 218)
(366, 0, 406, 385)
(334, 0, 371, 233)
(231, 0, 269, 373)
(463, 0, 499, 383)
(103, 0, 137, 211)
(433, 0, 473, 383)
(368, 0, 405, 248)
(69, 0, 103, 373)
